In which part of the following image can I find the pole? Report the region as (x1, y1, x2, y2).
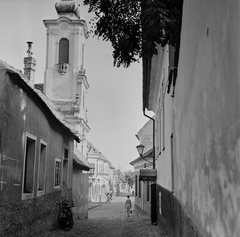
(143, 110, 155, 169)
(143, 110, 157, 224)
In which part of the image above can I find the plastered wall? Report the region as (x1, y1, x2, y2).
(174, 1, 240, 236)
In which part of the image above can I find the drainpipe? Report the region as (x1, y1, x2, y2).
(143, 109, 157, 225)
(143, 110, 155, 169)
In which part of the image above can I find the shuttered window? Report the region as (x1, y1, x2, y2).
(59, 38, 69, 63)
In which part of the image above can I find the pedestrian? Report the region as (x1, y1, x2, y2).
(125, 195, 132, 217)
(99, 194, 101, 203)
(106, 193, 111, 204)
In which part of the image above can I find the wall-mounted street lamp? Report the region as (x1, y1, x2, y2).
(136, 144, 145, 157)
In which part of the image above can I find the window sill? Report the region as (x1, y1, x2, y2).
(22, 193, 33, 200)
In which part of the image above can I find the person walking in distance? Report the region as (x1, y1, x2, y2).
(125, 195, 132, 217)
(106, 193, 111, 204)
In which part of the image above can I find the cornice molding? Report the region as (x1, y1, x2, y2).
(43, 17, 89, 38)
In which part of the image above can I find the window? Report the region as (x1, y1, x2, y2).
(64, 148, 68, 161)
(59, 38, 69, 63)
(139, 180, 141, 198)
(135, 175, 137, 196)
(147, 181, 150, 201)
(37, 141, 47, 196)
(22, 133, 36, 199)
(62, 148, 68, 189)
(159, 192, 162, 214)
(54, 159, 61, 188)
(90, 163, 95, 176)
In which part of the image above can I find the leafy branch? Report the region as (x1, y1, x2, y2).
(84, 0, 183, 68)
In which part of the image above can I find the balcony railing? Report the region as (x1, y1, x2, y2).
(58, 63, 69, 74)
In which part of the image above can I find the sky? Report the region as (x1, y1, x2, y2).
(0, 0, 150, 171)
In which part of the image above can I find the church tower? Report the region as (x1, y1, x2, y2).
(43, 0, 90, 153)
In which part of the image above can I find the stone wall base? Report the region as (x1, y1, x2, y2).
(0, 189, 72, 237)
(156, 184, 207, 237)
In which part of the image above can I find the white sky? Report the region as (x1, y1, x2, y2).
(0, 0, 149, 171)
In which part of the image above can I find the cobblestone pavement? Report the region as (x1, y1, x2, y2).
(44, 194, 167, 237)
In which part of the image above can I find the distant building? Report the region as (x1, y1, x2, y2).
(130, 119, 154, 215)
(87, 141, 115, 202)
(115, 169, 127, 194)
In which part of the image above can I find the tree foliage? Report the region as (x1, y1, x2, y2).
(124, 170, 135, 187)
(84, 0, 183, 68)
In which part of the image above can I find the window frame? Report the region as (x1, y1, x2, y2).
(62, 146, 69, 189)
(22, 132, 37, 200)
(58, 38, 69, 64)
(139, 180, 141, 198)
(54, 158, 61, 189)
(90, 163, 95, 176)
(37, 140, 47, 197)
(135, 175, 137, 196)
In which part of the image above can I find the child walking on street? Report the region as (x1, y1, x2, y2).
(125, 195, 132, 217)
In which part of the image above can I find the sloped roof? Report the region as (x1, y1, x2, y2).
(73, 147, 92, 170)
(115, 169, 126, 182)
(0, 60, 80, 142)
(115, 175, 122, 183)
(87, 141, 112, 164)
(136, 119, 153, 152)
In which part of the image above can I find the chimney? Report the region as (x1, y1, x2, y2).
(23, 42, 36, 85)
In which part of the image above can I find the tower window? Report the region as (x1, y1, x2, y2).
(59, 38, 69, 63)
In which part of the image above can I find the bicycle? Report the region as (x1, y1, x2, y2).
(56, 199, 74, 231)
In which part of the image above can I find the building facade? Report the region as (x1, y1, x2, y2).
(0, 59, 79, 236)
(87, 142, 116, 202)
(142, 1, 240, 237)
(130, 120, 154, 216)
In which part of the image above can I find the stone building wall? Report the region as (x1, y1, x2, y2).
(0, 190, 72, 237)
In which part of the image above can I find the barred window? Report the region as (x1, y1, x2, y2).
(59, 38, 69, 63)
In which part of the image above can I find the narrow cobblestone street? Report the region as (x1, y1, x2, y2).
(43, 194, 167, 237)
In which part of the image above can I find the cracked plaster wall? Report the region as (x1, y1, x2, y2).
(174, 0, 240, 236)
